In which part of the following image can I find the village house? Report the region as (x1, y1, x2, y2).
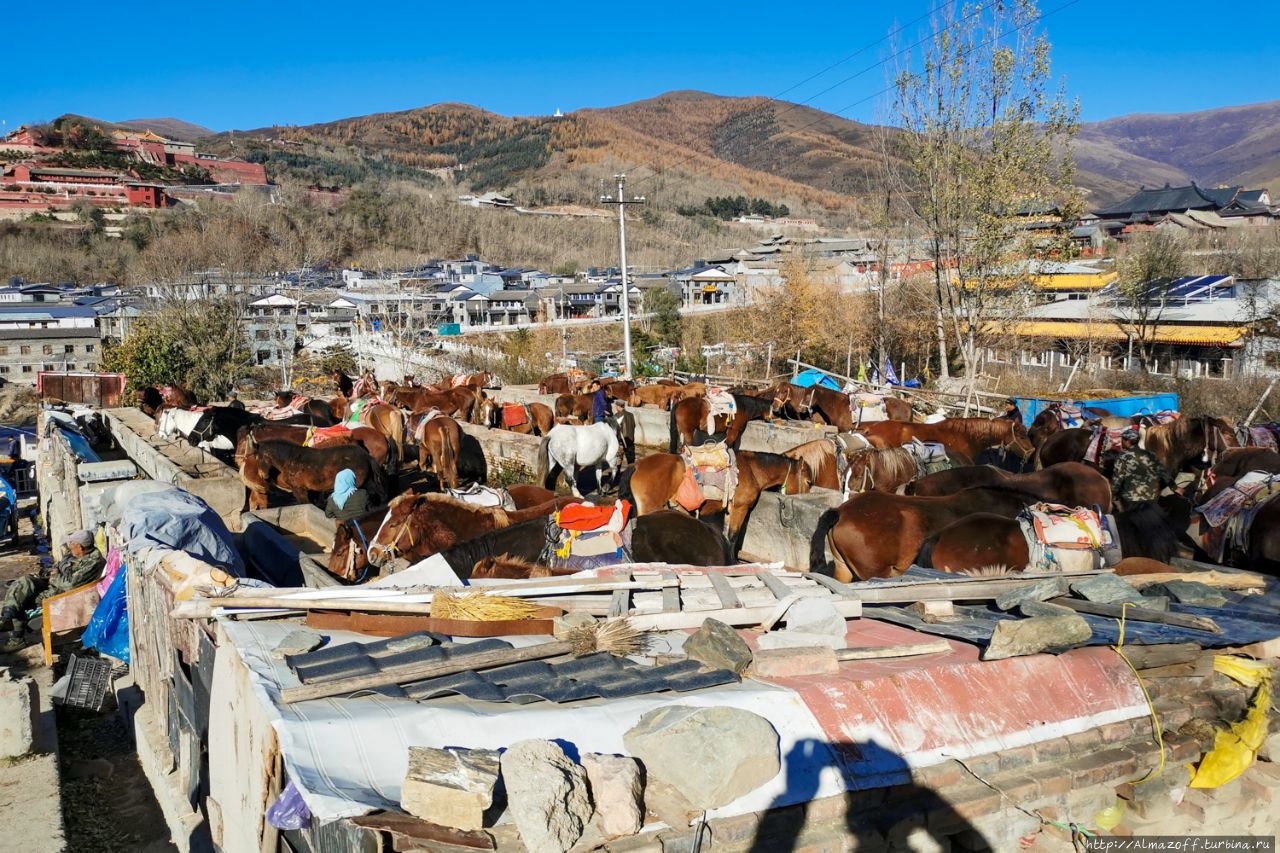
(1090, 182, 1277, 238)
(0, 303, 101, 380)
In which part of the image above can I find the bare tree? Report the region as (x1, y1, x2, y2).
(1111, 229, 1187, 370)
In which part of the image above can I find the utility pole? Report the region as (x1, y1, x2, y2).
(600, 174, 645, 378)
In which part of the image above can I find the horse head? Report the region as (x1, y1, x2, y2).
(156, 408, 178, 438)
(1005, 420, 1036, 460)
(366, 492, 417, 568)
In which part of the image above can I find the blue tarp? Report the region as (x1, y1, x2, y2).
(119, 486, 245, 575)
(791, 369, 842, 390)
(1016, 393, 1179, 421)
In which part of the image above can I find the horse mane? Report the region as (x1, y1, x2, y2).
(436, 517, 545, 578)
(785, 440, 836, 482)
(471, 553, 563, 580)
(732, 393, 773, 419)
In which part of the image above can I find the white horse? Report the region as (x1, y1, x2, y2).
(536, 422, 620, 497)
(157, 407, 237, 452)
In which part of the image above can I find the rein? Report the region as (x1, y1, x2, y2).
(371, 510, 417, 562)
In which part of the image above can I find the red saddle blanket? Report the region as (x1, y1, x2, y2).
(503, 403, 528, 428)
(307, 424, 353, 447)
(557, 500, 631, 532)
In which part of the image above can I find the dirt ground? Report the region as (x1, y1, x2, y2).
(0, 513, 176, 853)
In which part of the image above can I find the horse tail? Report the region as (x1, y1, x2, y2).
(914, 532, 939, 569)
(442, 422, 459, 489)
(536, 432, 553, 489)
(668, 400, 680, 452)
(809, 506, 841, 575)
(616, 466, 635, 505)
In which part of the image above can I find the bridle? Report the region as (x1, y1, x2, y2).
(368, 510, 416, 564)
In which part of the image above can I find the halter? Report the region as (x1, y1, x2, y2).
(369, 512, 416, 563)
(781, 457, 804, 495)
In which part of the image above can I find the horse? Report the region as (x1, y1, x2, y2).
(1192, 474, 1280, 575)
(364, 493, 577, 569)
(1143, 415, 1237, 475)
(347, 401, 406, 471)
(538, 371, 597, 395)
(390, 385, 481, 422)
(138, 386, 166, 417)
(856, 418, 1034, 465)
(418, 415, 463, 490)
(328, 484, 561, 582)
(477, 398, 555, 436)
(916, 501, 1181, 574)
(554, 393, 595, 423)
(906, 461, 1112, 510)
(157, 406, 262, 456)
(536, 422, 620, 496)
(161, 384, 198, 409)
(238, 437, 389, 512)
(624, 450, 812, 552)
(812, 486, 1047, 580)
(842, 446, 929, 495)
(1026, 403, 1108, 448)
(1036, 427, 1098, 471)
(460, 511, 733, 580)
(238, 422, 393, 469)
(669, 393, 774, 452)
(1208, 448, 1280, 483)
(773, 383, 914, 429)
(630, 384, 679, 409)
(782, 438, 846, 491)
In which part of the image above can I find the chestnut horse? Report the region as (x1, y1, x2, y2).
(554, 393, 596, 423)
(417, 414, 462, 490)
(238, 436, 389, 511)
(477, 398, 555, 436)
(814, 486, 1045, 580)
(1208, 448, 1280, 483)
(839, 446, 965, 495)
(782, 438, 845, 491)
(1143, 416, 1237, 474)
(347, 401, 406, 469)
(773, 383, 914, 429)
(917, 502, 1180, 573)
(906, 461, 1112, 511)
(538, 371, 597, 395)
(238, 422, 392, 469)
(364, 493, 576, 569)
(1193, 474, 1280, 575)
(856, 418, 1034, 464)
(625, 450, 812, 552)
(328, 484, 561, 582)
(630, 384, 679, 409)
(669, 393, 774, 451)
(389, 385, 481, 423)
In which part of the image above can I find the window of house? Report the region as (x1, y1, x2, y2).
(19, 345, 30, 355)
(43, 364, 54, 371)
(85, 344, 94, 353)
(255, 330, 270, 340)
(66, 362, 76, 370)
(42, 345, 52, 355)
(64, 344, 75, 353)
(0, 347, 6, 355)
(21, 366, 32, 373)
(0, 366, 8, 373)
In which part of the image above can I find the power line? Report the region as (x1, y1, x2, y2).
(620, 0, 1087, 195)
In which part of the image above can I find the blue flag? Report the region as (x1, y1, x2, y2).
(883, 358, 900, 386)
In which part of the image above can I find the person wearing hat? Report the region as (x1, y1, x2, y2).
(1000, 398, 1023, 426)
(611, 398, 636, 464)
(226, 391, 246, 411)
(1, 529, 105, 649)
(1110, 427, 1174, 511)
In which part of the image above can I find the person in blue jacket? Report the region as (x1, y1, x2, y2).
(590, 380, 609, 424)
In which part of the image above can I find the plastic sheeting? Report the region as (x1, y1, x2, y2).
(118, 485, 245, 575)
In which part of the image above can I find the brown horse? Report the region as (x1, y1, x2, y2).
(917, 502, 1181, 573)
(629, 384, 679, 409)
(815, 486, 1045, 580)
(773, 383, 914, 429)
(349, 402, 406, 467)
(364, 493, 575, 568)
(1036, 427, 1096, 471)
(782, 439, 845, 491)
(554, 393, 595, 423)
(538, 371, 597, 395)
(477, 398, 556, 436)
(1193, 474, 1280, 575)
(238, 422, 392, 469)
(842, 446, 930, 495)
(626, 450, 812, 551)
(1143, 416, 1237, 474)
(1209, 448, 1280, 483)
(669, 393, 775, 451)
(390, 385, 481, 423)
(417, 415, 462, 489)
(857, 418, 1034, 464)
(238, 437, 389, 511)
(907, 461, 1112, 510)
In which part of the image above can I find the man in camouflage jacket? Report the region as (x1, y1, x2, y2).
(1111, 429, 1174, 510)
(2, 529, 105, 646)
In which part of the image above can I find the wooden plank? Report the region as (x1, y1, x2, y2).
(661, 571, 680, 613)
(1114, 642, 1203, 670)
(628, 599, 862, 632)
(708, 572, 742, 610)
(757, 572, 794, 601)
(835, 640, 953, 661)
(1125, 570, 1267, 591)
(804, 573, 855, 597)
(847, 573, 1099, 605)
(608, 589, 630, 618)
(350, 814, 495, 850)
(280, 641, 576, 704)
(1049, 598, 1221, 634)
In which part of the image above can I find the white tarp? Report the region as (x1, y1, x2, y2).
(217, 619, 847, 824)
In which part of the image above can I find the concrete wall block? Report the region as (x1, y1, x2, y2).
(739, 487, 844, 570)
(0, 669, 38, 758)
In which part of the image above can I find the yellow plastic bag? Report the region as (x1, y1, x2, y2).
(1188, 656, 1273, 789)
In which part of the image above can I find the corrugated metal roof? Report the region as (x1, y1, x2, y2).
(286, 634, 739, 704)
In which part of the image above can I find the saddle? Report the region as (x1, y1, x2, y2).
(445, 484, 516, 511)
(851, 392, 888, 424)
(345, 397, 386, 427)
(412, 408, 445, 442)
(676, 442, 737, 511)
(1083, 425, 1127, 464)
(543, 500, 633, 570)
(1195, 471, 1280, 563)
(306, 424, 352, 448)
(1237, 425, 1278, 451)
(705, 388, 736, 434)
(1018, 502, 1112, 572)
(502, 403, 529, 428)
(1053, 404, 1093, 428)
(904, 439, 951, 477)
(451, 373, 470, 388)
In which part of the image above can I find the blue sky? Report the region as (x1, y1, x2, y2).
(2, 1, 1276, 133)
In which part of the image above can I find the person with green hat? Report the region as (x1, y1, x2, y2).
(1, 529, 105, 650)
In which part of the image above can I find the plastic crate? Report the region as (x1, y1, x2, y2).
(63, 653, 113, 711)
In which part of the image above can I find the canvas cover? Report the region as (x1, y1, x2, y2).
(117, 485, 245, 574)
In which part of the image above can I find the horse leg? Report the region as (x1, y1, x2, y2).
(563, 461, 582, 497)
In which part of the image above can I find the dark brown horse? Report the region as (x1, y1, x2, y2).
(238, 422, 392, 469)
(773, 383, 914, 429)
(857, 418, 1034, 464)
(917, 502, 1181, 573)
(364, 493, 576, 568)
(478, 398, 555, 436)
(417, 415, 462, 490)
(669, 393, 774, 451)
(1208, 448, 1280, 483)
(907, 461, 1112, 510)
(445, 511, 733, 580)
(1193, 473, 1280, 575)
(238, 437, 389, 511)
(390, 385, 481, 423)
(1036, 427, 1097, 471)
(538, 371, 597, 395)
(814, 486, 1045, 580)
(626, 450, 812, 551)
(554, 393, 595, 423)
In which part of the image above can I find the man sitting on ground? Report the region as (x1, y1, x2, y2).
(2, 529, 105, 650)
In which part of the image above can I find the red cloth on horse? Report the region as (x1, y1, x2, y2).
(557, 500, 631, 531)
(503, 403, 528, 428)
(308, 424, 353, 447)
